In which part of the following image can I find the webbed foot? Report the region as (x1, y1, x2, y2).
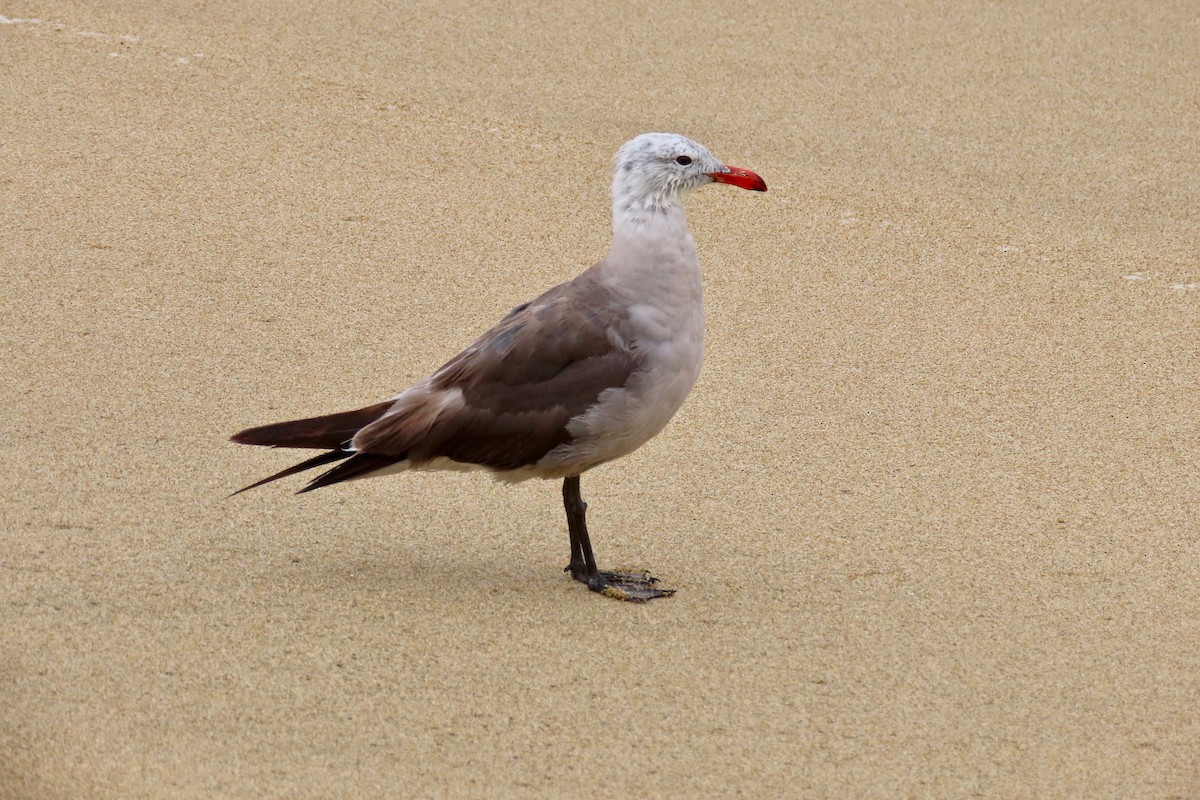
(566, 565, 675, 602)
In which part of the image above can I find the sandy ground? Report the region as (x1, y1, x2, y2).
(2, 1, 1198, 797)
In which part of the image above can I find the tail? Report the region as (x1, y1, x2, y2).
(229, 400, 400, 495)
(231, 400, 395, 449)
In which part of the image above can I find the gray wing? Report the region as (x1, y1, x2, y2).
(353, 273, 641, 471)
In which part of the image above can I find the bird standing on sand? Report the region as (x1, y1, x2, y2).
(231, 132, 767, 601)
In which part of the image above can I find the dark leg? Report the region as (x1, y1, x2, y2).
(563, 475, 595, 577)
(561, 476, 674, 602)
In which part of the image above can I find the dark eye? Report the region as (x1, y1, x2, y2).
(675, 155, 692, 165)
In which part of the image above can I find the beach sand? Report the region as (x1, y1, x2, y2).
(2, 1, 1197, 796)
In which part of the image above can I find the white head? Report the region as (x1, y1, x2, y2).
(611, 133, 766, 228)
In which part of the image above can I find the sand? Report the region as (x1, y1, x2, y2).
(2, 1, 1197, 797)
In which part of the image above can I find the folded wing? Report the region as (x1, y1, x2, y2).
(231, 271, 641, 493)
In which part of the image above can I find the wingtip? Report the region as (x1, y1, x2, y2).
(226, 449, 355, 498)
(230, 427, 270, 446)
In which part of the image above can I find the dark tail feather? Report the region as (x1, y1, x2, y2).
(229, 449, 354, 497)
(298, 453, 405, 494)
(231, 400, 395, 450)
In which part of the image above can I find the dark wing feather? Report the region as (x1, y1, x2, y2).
(229, 402, 396, 495)
(353, 273, 639, 472)
(297, 453, 403, 493)
(228, 449, 353, 496)
(231, 401, 396, 449)
(232, 269, 639, 494)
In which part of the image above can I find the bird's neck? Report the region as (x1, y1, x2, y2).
(610, 202, 692, 252)
(611, 186, 688, 231)
(602, 203, 701, 305)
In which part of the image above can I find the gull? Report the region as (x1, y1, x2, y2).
(230, 132, 767, 601)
